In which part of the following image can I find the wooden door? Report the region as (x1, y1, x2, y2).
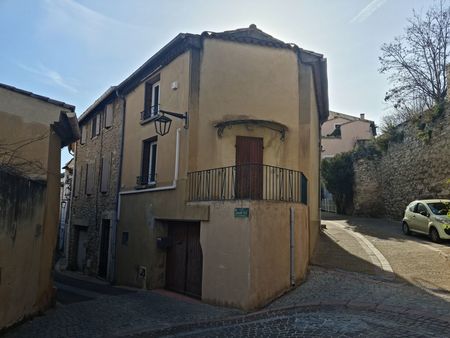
(166, 222, 202, 298)
(185, 224, 203, 297)
(235, 136, 263, 199)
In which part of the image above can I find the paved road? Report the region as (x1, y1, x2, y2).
(320, 213, 450, 300)
(4, 215, 450, 337)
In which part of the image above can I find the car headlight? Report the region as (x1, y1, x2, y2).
(435, 216, 450, 226)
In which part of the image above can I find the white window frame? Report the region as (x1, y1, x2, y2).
(151, 82, 160, 117)
(148, 140, 157, 184)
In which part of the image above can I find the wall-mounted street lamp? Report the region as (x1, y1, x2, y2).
(154, 110, 188, 136)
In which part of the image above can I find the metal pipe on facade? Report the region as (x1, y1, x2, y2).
(290, 206, 295, 286)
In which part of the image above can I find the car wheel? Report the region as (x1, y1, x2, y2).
(402, 222, 411, 235)
(430, 227, 441, 243)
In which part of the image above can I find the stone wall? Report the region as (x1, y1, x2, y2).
(68, 97, 124, 280)
(353, 108, 450, 220)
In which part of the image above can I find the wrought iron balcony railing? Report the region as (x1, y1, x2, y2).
(187, 164, 307, 203)
(140, 104, 160, 122)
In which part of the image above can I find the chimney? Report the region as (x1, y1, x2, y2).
(360, 113, 365, 120)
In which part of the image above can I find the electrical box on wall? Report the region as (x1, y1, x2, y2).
(171, 81, 178, 90)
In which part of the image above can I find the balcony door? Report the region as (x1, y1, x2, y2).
(235, 136, 263, 199)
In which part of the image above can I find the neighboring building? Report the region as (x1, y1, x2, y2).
(0, 83, 79, 329)
(58, 158, 74, 253)
(69, 25, 328, 310)
(68, 87, 124, 281)
(321, 111, 376, 158)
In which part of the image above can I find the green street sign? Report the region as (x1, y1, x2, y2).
(234, 208, 249, 218)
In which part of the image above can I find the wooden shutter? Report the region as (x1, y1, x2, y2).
(141, 141, 151, 182)
(105, 104, 113, 128)
(95, 114, 101, 136)
(86, 163, 95, 195)
(80, 125, 86, 144)
(75, 165, 83, 197)
(101, 153, 111, 193)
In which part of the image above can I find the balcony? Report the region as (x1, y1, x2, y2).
(187, 164, 307, 203)
(140, 105, 159, 123)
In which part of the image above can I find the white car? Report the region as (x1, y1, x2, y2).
(402, 199, 450, 242)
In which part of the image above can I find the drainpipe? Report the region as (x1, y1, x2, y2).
(111, 89, 126, 283)
(117, 127, 181, 220)
(290, 206, 295, 286)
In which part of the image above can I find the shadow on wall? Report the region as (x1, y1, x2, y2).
(0, 170, 48, 329)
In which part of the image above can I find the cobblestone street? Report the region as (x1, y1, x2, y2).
(4, 214, 450, 337)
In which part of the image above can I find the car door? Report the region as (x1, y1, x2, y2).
(415, 203, 430, 233)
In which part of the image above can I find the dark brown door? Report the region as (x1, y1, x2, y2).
(166, 222, 202, 298)
(236, 136, 263, 199)
(98, 219, 110, 278)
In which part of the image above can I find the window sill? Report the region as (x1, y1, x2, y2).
(140, 115, 158, 125)
(135, 183, 156, 190)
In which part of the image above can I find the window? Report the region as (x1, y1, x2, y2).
(100, 153, 111, 193)
(80, 125, 86, 144)
(74, 165, 83, 197)
(86, 163, 95, 195)
(144, 77, 161, 120)
(416, 203, 428, 216)
(141, 138, 157, 185)
(105, 104, 113, 128)
(91, 114, 101, 138)
(301, 173, 308, 205)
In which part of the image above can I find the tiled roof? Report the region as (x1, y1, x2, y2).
(0, 82, 75, 111)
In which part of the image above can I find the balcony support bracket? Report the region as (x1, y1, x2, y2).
(214, 119, 288, 141)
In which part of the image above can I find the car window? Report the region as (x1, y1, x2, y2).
(409, 203, 416, 212)
(427, 202, 450, 215)
(417, 203, 428, 216)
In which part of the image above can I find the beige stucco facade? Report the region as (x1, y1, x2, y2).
(321, 111, 375, 158)
(0, 84, 78, 329)
(112, 27, 328, 310)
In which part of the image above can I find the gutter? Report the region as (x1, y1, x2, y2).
(117, 127, 181, 220)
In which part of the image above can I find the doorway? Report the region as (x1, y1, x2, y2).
(165, 221, 202, 298)
(98, 219, 110, 278)
(235, 136, 263, 199)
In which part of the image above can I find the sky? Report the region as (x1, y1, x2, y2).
(0, 0, 434, 167)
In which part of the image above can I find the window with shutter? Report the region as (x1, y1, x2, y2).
(101, 153, 111, 193)
(91, 118, 96, 139)
(80, 125, 86, 144)
(75, 165, 83, 197)
(86, 163, 95, 195)
(95, 114, 101, 136)
(141, 138, 157, 185)
(105, 104, 113, 128)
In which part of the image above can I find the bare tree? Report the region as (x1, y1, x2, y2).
(0, 133, 48, 177)
(379, 0, 450, 122)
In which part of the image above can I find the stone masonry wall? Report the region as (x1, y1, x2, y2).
(68, 97, 124, 279)
(353, 159, 384, 217)
(353, 108, 450, 220)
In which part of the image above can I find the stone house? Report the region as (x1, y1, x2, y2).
(321, 111, 376, 158)
(0, 83, 79, 329)
(68, 87, 124, 281)
(69, 25, 328, 309)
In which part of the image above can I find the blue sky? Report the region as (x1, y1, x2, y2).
(0, 0, 432, 166)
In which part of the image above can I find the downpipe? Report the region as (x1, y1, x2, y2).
(290, 206, 295, 286)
